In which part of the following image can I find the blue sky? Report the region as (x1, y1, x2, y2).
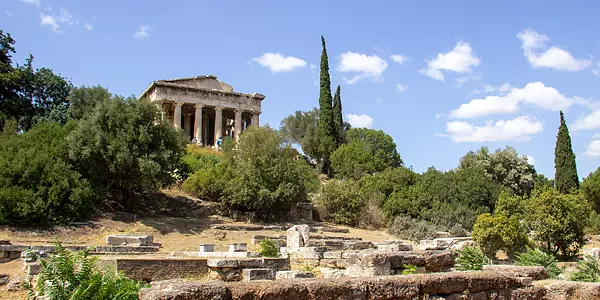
(3, 0, 600, 179)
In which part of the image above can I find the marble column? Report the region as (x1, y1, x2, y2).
(173, 102, 183, 129)
(252, 113, 260, 127)
(234, 109, 242, 142)
(184, 114, 192, 139)
(194, 104, 203, 145)
(214, 106, 223, 145)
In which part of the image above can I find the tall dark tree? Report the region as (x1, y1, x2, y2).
(554, 111, 579, 193)
(332, 85, 345, 145)
(318, 36, 335, 139)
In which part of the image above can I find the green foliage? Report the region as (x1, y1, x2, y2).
(332, 85, 345, 145)
(317, 179, 365, 226)
(182, 144, 223, 174)
(472, 212, 529, 260)
(279, 108, 319, 145)
(525, 189, 590, 258)
(388, 216, 442, 241)
(331, 128, 402, 180)
(181, 162, 226, 201)
(34, 243, 144, 299)
(554, 111, 579, 194)
(455, 246, 488, 271)
(534, 174, 555, 192)
(259, 238, 279, 258)
(459, 146, 537, 197)
(358, 167, 418, 200)
(401, 264, 417, 275)
(68, 85, 111, 120)
(0, 122, 95, 225)
(317, 36, 335, 143)
(515, 248, 563, 279)
(587, 211, 600, 234)
(571, 255, 600, 282)
(67, 97, 187, 213)
(582, 167, 600, 212)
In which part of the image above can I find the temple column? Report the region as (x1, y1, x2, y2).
(184, 114, 192, 138)
(251, 113, 260, 127)
(173, 102, 183, 129)
(234, 109, 242, 142)
(214, 106, 223, 145)
(194, 104, 203, 145)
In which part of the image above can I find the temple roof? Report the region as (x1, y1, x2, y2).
(139, 75, 265, 100)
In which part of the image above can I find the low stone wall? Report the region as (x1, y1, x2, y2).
(0, 244, 160, 263)
(139, 271, 539, 300)
(114, 257, 290, 282)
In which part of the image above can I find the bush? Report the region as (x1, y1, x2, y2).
(182, 145, 223, 174)
(259, 238, 279, 258)
(388, 216, 442, 241)
(67, 97, 187, 213)
(316, 179, 364, 226)
(33, 243, 144, 299)
(524, 189, 591, 258)
(582, 167, 600, 213)
(401, 264, 417, 275)
(181, 162, 227, 201)
(587, 211, 600, 235)
(0, 122, 95, 225)
(358, 195, 386, 229)
(515, 248, 563, 279)
(571, 255, 600, 282)
(472, 213, 528, 260)
(455, 246, 488, 271)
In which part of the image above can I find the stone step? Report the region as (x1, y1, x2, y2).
(275, 270, 314, 280)
(242, 268, 275, 281)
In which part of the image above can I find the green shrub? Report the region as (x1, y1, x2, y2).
(33, 243, 145, 299)
(357, 195, 386, 229)
(571, 255, 600, 282)
(455, 246, 488, 271)
(181, 162, 226, 201)
(182, 145, 223, 174)
(0, 122, 95, 225)
(388, 216, 442, 241)
(316, 179, 364, 226)
(524, 189, 591, 258)
(472, 213, 528, 260)
(401, 264, 417, 275)
(587, 211, 600, 235)
(259, 238, 279, 258)
(515, 248, 563, 279)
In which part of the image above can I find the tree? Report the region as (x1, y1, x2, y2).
(554, 111, 579, 193)
(472, 213, 528, 260)
(525, 189, 590, 258)
(67, 97, 187, 213)
(330, 128, 402, 179)
(459, 146, 536, 197)
(332, 85, 345, 145)
(0, 122, 95, 225)
(317, 179, 365, 226)
(68, 85, 112, 120)
(279, 108, 319, 145)
(317, 36, 336, 175)
(582, 167, 600, 212)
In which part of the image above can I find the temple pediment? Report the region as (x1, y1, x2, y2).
(161, 75, 234, 92)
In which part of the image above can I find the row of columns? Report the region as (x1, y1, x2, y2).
(171, 102, 259, 145)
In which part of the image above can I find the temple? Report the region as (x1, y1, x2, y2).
(140, 75, 265, 146)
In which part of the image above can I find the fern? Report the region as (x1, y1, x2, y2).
(515, 248, 564, 279)
(571, 255, 600, 282)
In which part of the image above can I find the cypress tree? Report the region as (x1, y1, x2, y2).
(318, 36, 335, 139)
(332, 85, 345, 145)
(554, 111, 579, 193)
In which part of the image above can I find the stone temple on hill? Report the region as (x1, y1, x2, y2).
(140, 75, 265, 146)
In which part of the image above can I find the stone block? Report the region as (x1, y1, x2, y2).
(228, 243, 247, 252)
(584, 248, 600, 260)
(207, 259, 239, 268)
(375, 241, 413, 252)
(27, 262, 41, 275)
(0, 251, 7, 258)
(242, 268, 275, 281)
(106, 235, 153, 246)
(346, 253, 391, 277)
(322, 251, 343, 259)
(320, 267, 346, 278)
(319, 258, 346, 269)
(483, 265, 548, 280)
(199, 244, 215, 252)
(286, 224, 310, 251)
(0, 240, 10, 245)
(275, 270, 314, 280)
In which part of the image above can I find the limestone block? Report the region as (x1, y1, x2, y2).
(320, 267, 346, 278)
(199, 244, 215, 252)
(8, 251, 20, 259)
(375, 241, 413, 252)
(213, 268, 242, 282)
(275, 270, 314, 280)
(419, 240, 439, 251)
(106, 235, 153, 246)
(322, 251, 343, 259)
(0, 251, 7, 258)
(207, 259, 239, 268)
(346, 253, 391, 277)
(319, 258, 346, 269)
(27, 262, 41, 276)
(242, 268, 275, 281)
(482, 265, 548, 280)
(584, 248, 600, 260)
(228, 243, 247, 252)
(286, 224, 310, 251)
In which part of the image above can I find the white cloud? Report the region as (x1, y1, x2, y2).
(573, 111, 600, 131)
(390, 54, 407, 64)
(346, 114, 373, 129)
(526, 155, 535, 165)
(134, 25, 151, 39)
(450, 81, 573, 118)
(586, 140, 600, 157)
(419, 42, 481, 81)
(84, 22, 94, 31)
(338, 52, 388, 84)
(454, 76, 469, 87)
(470, 83, 513, 95)
(253, 53, 307, 73)
(40, 9, 73, 33)
(5, 10, 13, 17)
(21, 0, 40, 6)
(396, 84, 409, 92)
(445, 116, 543, 143)
(517, 29, 591, 72)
